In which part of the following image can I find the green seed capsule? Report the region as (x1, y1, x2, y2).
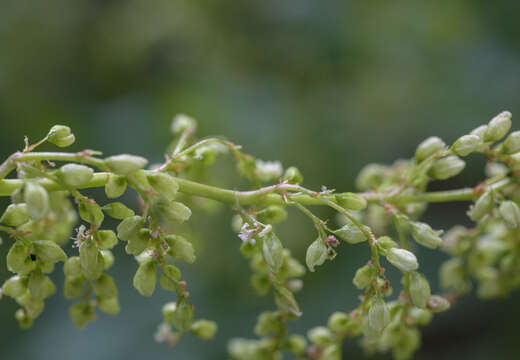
(78, 199, 104, 226)
(97, 296, 120, 315)
(305, 238, 328, 272)
(191, 319, 218, 339)
(165, 235, 196, 263)
(0, 203, 29, 226)
(409, 307, 433, 326)
(336, 193, 367, 211)
(484, 111, 512, 142)
(16, 292, 45, 318)
(307, 326, 332, 347)
(94, 273, 118, 298)
(147, 172, 179, 201)
(499, 201, 520, 228)
(274, 286, 301, 316)
(386, 248, 419, 272)
(69, 303, 95, 328)
(259, 205, 288, 225)
(410, 221, 443, 249)
(415, 136, 446, 163)
(451, 134, 481, 157)
(24, 181, 49, 220)
(286, 334, 307, 355)
(64, 276, 84, 299)
(47, 125, 75, 147)
(32, 240, 67, 264)
(116, 216, 144, 241)
(353, 264, 377, 289)
(159, 264, 182, 291)
(471, 125, 488, 139)
(439, 258, 465, 289)
(15, 308, 34, 329)
(503, 131, 520, 154)
(283, 166, 303, 184)
(409, 272, 431, 308)
(171, 114, 197, 134)
(2, 275, 28, 298)
(468, 191, 494, 222)
(376, 236, 398, 256)
(430, 156, 465, 180)
(356, 164, 385, 191)
(327, 312, 350, 333)
(368, 297, 390, 332)
(157, 200, 192, 223)
(97, 230, 118, 249)
(28, 270, 56, 300)
(263, 233, 284, 273)
(133, 260, 157, 296)
(59, 164, 94, 187)
(427, 295, 450, 312)
(79, 238, 104, 280)
(104, 154, 148, 175)
(254, 311, 282, 336)
(7, 241, 34, 274)
(333, 219, 367, 244)
(101, 250, 114, 269)
(171, 299, 195, 332)
(105, 174, 127, 198)
(102, 202, 135, 219)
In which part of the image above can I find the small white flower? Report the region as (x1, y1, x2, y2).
(238, 223, 257, 244)
(154, 322, 173, 343)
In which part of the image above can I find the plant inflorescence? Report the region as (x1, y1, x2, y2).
(1, 112, 519, 359)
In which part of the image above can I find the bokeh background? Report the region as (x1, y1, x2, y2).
(1, 1, 520, 359)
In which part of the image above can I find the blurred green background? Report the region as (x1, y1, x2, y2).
(1, 0, 520, 359)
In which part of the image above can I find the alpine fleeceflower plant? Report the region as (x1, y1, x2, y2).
(1, 111, 520, 359)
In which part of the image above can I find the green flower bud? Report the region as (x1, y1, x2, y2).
(259, 205, 288, 225)
(24, 181, 49, 220)
(471, 124, 488, 139)
(386, 248, 418, 272)
(79, 238, 104, 280)
(468, 191, 494, 222)
(283, 166, 303, 184)
(101, 249, 114, 269)
(410, 221, 443, 249)
(97, 296, 120, 315)
(133, 260, 157, 296)
(171, 114, 197, 134)
(376, 236, 398, 255)
(499, 201, 520, 228)
(2, 275, 28, 298)
(104, 154, 148, 175)
(439, 258, 465, 289)
(356, 164, 385, 190)
(165, 235, 196, 263)
(262, 233, 284, 273)
(159, 264, 182, 291)
(353, 264, 377, 289)
(415, 136, 446, 163)
(147, 172, 179, 201)
(7, 241, 34, 274)
(484, 111, 512, 142)
(409, 307, 433, 326)
(171, 299, 194, 332)
(116, 216, 144, 241)
(64, 276, 84, 299)
(307, 326, 332, 347)
(59, 164, 94, 187)
(427, 295, 450, 313)
(0, 203, 29, 226)
(16, 292, 45, 318)
(254, 311, 282, 336)
(94, 273, 118, 298)
(333, 219, 367, 244)
(336, 193, 367, 211)
(485, 162, 508, 178)
(274, 286, 301, 316)
(305, 238, 328, 272)
(28, 270, 56, 300)
(33, 240, 67, 264)
(105, 174, 127, 198)
(78, 199, 104, 226)
(409, 272, 430, 308)
(502, 130, 520, 154)
(47, 125, 75, 147)
(96, 230, 118, 249)
(327, 312, 350, 333)
(368, 297, 390, 332)
(430, 156, 465, 180)
(285, 334, 307, 355)
(15, 308, 34, 329)
(321, 345, 341, 360)
(191, 319, 218, 339)
(451, 134, 481, 157)
(69, 303, 95, 328)
(102, 202, 135, 219)
(157, 200, 192, 223)
(251, 273, 271, 295)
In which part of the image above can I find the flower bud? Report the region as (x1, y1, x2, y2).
(97, 296, 120, 315)
(24, 181, 49, 220)
(169, 299, 194, 332)
(356, 164, 385, 190)
(368, 297, 390, 332)
(165, 235, 196, 263)
(286, 334, 307, 355)
(79, 238, 104, 280)
(468, 191, 494, 222)
(133, 260, 157, 296)
(484, 111, 512, 142)
(104, 154, 148, 175)
(258, 205, 288, 225)
(64, 276, 84, 299)
(191, 319, 218, 339)
(7, 241, 34, 274)
(2, 275, 28, 298)
(105, 174, 127, 198)
(255, 160, 283, 182)
(327, 312, 350, 333)
(157, 200, 192, 223)
(159, 264, 182, 291)
(409, 272, 430, 308)
(499, 200, 520, 228)
(162, 302, 177, 324)
(0, 203, 29, 226)
(386, 248, 419, 272)
(102, 202, 135, 220)
(427, 295, 450, 312)
(471, 124, 488, 139)
(28, 270, 56, 300)
(254, 311, 282, 336)
(307, 326, 332, 347)
(263, 233, 284, 273)
(305, 238, 328, 272)
(59, 164, 94, 187)
(502, 130, 520, 154)
(33, 240, 67, 264)
(101, 250, 114, 270)
(333, 219, 367, 244)
(147, 172, 179, 201)
(410, 221, 443, 249)
(171, 114, 197, 134)
(451, 134, 481, 157)
(69, 303, 95, 328)
(336, 193, 367, 211)
(283, 166, 303, 184)
(116, 216, 144, 241)
(409, 307, 433, 326)
(415, 136, 446, 163)
(15, 308, 34, 329)
(47, 125, 75, 147)
(353, 264, 377, 289)
(94, 273, 118, 298)
(429, 156, 465, 180)
(439, 258, 465, 289)
(376, 236, 398, 255)
(78, 199, 104, 226)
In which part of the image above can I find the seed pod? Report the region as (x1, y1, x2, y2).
(259, 205, 288, 224)
(1, 275, 28, 298)
(59, 164, 94, 187)
(79, 238, 104, 280)
(327, 312, 350, 333)
(427, 295, 451, 313)
(333, 219, 367, 244)
(191, 319, 218, 339)
(274, 286, 301, 316)
(24, 181, 49, 220)
(356, 164, 385, 190)
(16, 292, 45, 318)
(97, 296, 120, 315)
(171, 299, 194, 332)
(451, 134, 481, 157)
(104, 154, 148, 175)
(133, 260, 157, 296)
(308, 326, 332, 347)
(94, 273, 118, 298)
(409, 307, 433, 326)
(69, 303, 95, 328)
(78, 199, 104, 226)
(105, 174, 127, 198)
(125, 234, 149, 256)
(263, 233, 284, 273)
(415, 136, 446, 163)
(499, 201, 520, 228)
(336, 193, 367, 211)
(171, 114, 197, 134)
(116, 216, 144, 241)
(368, 297, 390, 332)
(33, 240, 67, 264)
(305, 238, 328, 272)
(64, 276, 84, 299)
(63, 256, 82, 277)
(159, 264, 182, 291)
(97, 230, 118, 249)
(286, 334, 307, 355)
(283, 166, 303, 184)
(484, 111, 512, 142)
(471, 124, 488, 139)
(0, 203, 29, 226)
(410, 221, 443, 249)
(468, 191, 494, 222)
(47, 125, 75, 147)
(165, 235, 196, 263)
(430, 156, 465, 180)
(409, 272, 431, 308)
(102, 202, 135, 219)
(353, 264, 377, 289)
(157, 200, 192, 223)
(147, 172, 179, 201)
(376, 236, 398, 255)
(7, 241, 34, 274)
(439, 258, 465, 289)
(254, 311, 282, 336)
(28, 270, 56, 300)
(101, 250, 114, 269)
(386, 248, 419, 272)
